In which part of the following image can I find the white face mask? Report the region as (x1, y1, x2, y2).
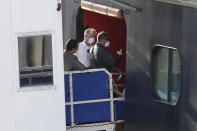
(88, 37, 95, 45)
(105, 41, 110, 47)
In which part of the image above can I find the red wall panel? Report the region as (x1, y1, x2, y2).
(84, 10, 127, 92)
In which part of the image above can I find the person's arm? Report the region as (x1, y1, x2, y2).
(71, 56, 86, 71)
(101, 49, 122, 67)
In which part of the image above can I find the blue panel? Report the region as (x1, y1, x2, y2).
(72, 72, 109, 101)
(64, 72, 111, 124)
(114, 101, 125, 120)
(64, 74, 70, 102)
(74, 102, 111, 123)
(66, 106, 71, 124)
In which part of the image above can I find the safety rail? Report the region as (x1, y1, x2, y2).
(64, 68, 124, 128)
(111, 68, 125, 81)
(111, 72, 126, 87)
(111, 68, 126, 96)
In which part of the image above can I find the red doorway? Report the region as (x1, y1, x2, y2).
(84, 10, 127, 93)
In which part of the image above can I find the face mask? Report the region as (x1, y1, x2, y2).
(88, 37, 95, 45)
(105, 41, 110, 47)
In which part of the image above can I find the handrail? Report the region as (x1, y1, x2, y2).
(111, 73, 126, 75)
(65, 97, 125, 106)
(111, 68, 123, 81)
(64, 68, 112, 77)
(113, 84, 126, 87)
(64, 68, 124, 127)
(111, 68, 126, 96)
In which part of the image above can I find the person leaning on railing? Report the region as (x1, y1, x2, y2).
(64, 39, 86, 71)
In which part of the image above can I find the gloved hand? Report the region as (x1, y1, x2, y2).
(117, 49, 123, 56)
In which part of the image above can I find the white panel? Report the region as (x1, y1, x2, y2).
(0, 1, 15, 131)
(12, 0, 58, 32)
(11, 0, 66, 131)
(15, 90, 59, 131)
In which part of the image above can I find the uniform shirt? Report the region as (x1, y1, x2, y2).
(75, 41, 91, 68)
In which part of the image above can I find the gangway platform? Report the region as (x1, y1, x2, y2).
(64, 69, 124, 131)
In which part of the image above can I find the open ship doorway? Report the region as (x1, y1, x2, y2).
(76, 1, 127, 94)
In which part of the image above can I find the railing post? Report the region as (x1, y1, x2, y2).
(109, 74, 114, 122)
(69, 72, 75, 127)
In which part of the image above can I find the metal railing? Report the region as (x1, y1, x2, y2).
(64, 68, 124, 127)
(111, 68, 126, 96)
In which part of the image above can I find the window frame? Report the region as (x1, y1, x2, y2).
(14, 31, 57, 92)
(151, 44, 182, 105)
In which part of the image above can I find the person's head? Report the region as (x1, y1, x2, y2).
(84, 28, 96, 46)
(97, 31, 110, 47)
(65, 39, 79, 53)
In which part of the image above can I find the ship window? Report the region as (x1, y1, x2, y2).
(18, 35, 53, 87)
(152, 46, 181, 105)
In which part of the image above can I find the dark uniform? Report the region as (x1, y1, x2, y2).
(89, 43, 122, 71)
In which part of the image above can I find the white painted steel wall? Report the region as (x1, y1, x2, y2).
(0, 0, 15, 131)
(0, 0, 66, 131)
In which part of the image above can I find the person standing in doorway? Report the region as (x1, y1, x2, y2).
(89, 31, 122, 72)
(75, 28, 96, 68)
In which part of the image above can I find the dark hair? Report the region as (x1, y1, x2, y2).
(97, 31, 109, 41)
(65, 39, 79, 51)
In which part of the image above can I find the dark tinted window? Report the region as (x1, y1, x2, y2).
(18, 35, 53, 87)
(152, 46, 181, 105)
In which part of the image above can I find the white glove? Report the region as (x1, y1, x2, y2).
(117, 49, 123, 56)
